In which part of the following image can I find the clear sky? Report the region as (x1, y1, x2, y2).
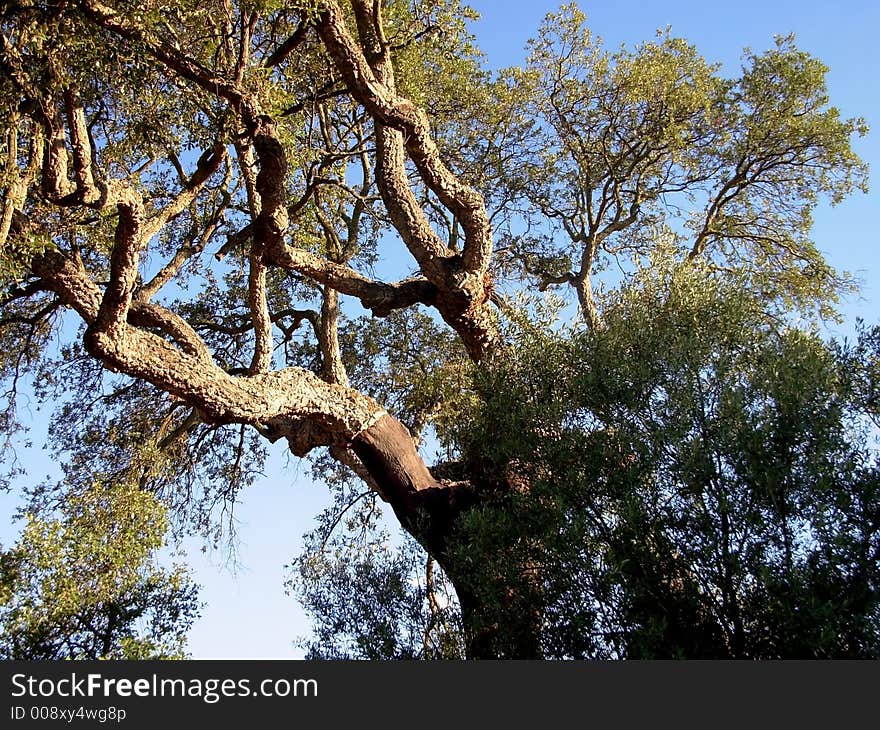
(2, 0, 878, 659)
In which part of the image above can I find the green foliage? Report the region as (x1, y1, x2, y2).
(292, 536, 463, 659)
(499, 5, 868, 319)
(340, 307, 467, 439)
(311, 263, 880, 659)
(0, 231, 55, 287)
(0, 480, 200, 659)
(442, 263, 880, 657)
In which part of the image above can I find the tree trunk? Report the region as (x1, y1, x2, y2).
(452, 580, 544, 660)
(350, 415, 541, 658)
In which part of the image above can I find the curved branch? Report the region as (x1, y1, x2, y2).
(30, 246, 381, 441)
(311, 1, 499, 359)
(265, 242, 438, 316)
(128, 301, 214, 364)
(140, 143, 227, 244)
(75, 0, 243, 106)
(31, 244, 448, 512)
(314, 0, 491, 272)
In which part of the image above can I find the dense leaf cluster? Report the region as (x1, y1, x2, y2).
(298, 263, 880, 658)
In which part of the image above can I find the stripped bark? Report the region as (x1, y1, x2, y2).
(3, 1, 534, 657)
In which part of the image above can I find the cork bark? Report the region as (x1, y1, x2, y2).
(3, 0, 536, 657)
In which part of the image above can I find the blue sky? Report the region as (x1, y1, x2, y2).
(2, 0, 879, 659)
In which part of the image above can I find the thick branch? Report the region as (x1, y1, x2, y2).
(572, 272, 600, 330)
(351, 413, 443, 511)
(76, 0, 243, 106)
(373, 123, 453, 278)
(247, 112, 289, 249)
(30, 246, 380, 444)
(36, 102, 73, 200)
(128, 301, 214, 363)
(35, 245, 449, 511)
(62, 90, 99, 204)
(315, 1, 492, 274)
(263, 20, 308, 68)
(265, 242, 438, 316)
(1, 125, 42, 250)
(312, 1, 498, 359)
(318, 285, 347, 386)
(90, 184, 144, 342)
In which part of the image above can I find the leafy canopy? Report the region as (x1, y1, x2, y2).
(0, 1, 872, 658)
(295, 259, 880, 658)
(0, 480, 200, 659)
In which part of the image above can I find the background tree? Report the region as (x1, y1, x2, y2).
(495, 5, 866, 326)
(0, 0, 870, 657)
(0, 480, 199, 659)
(443, 262, 880, 658)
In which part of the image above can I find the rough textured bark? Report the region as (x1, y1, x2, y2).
(318, 286, 348, 387)
(2, 0, 528, 659)
(265, 244, 439, 316)
(314, 0, 499, 359)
